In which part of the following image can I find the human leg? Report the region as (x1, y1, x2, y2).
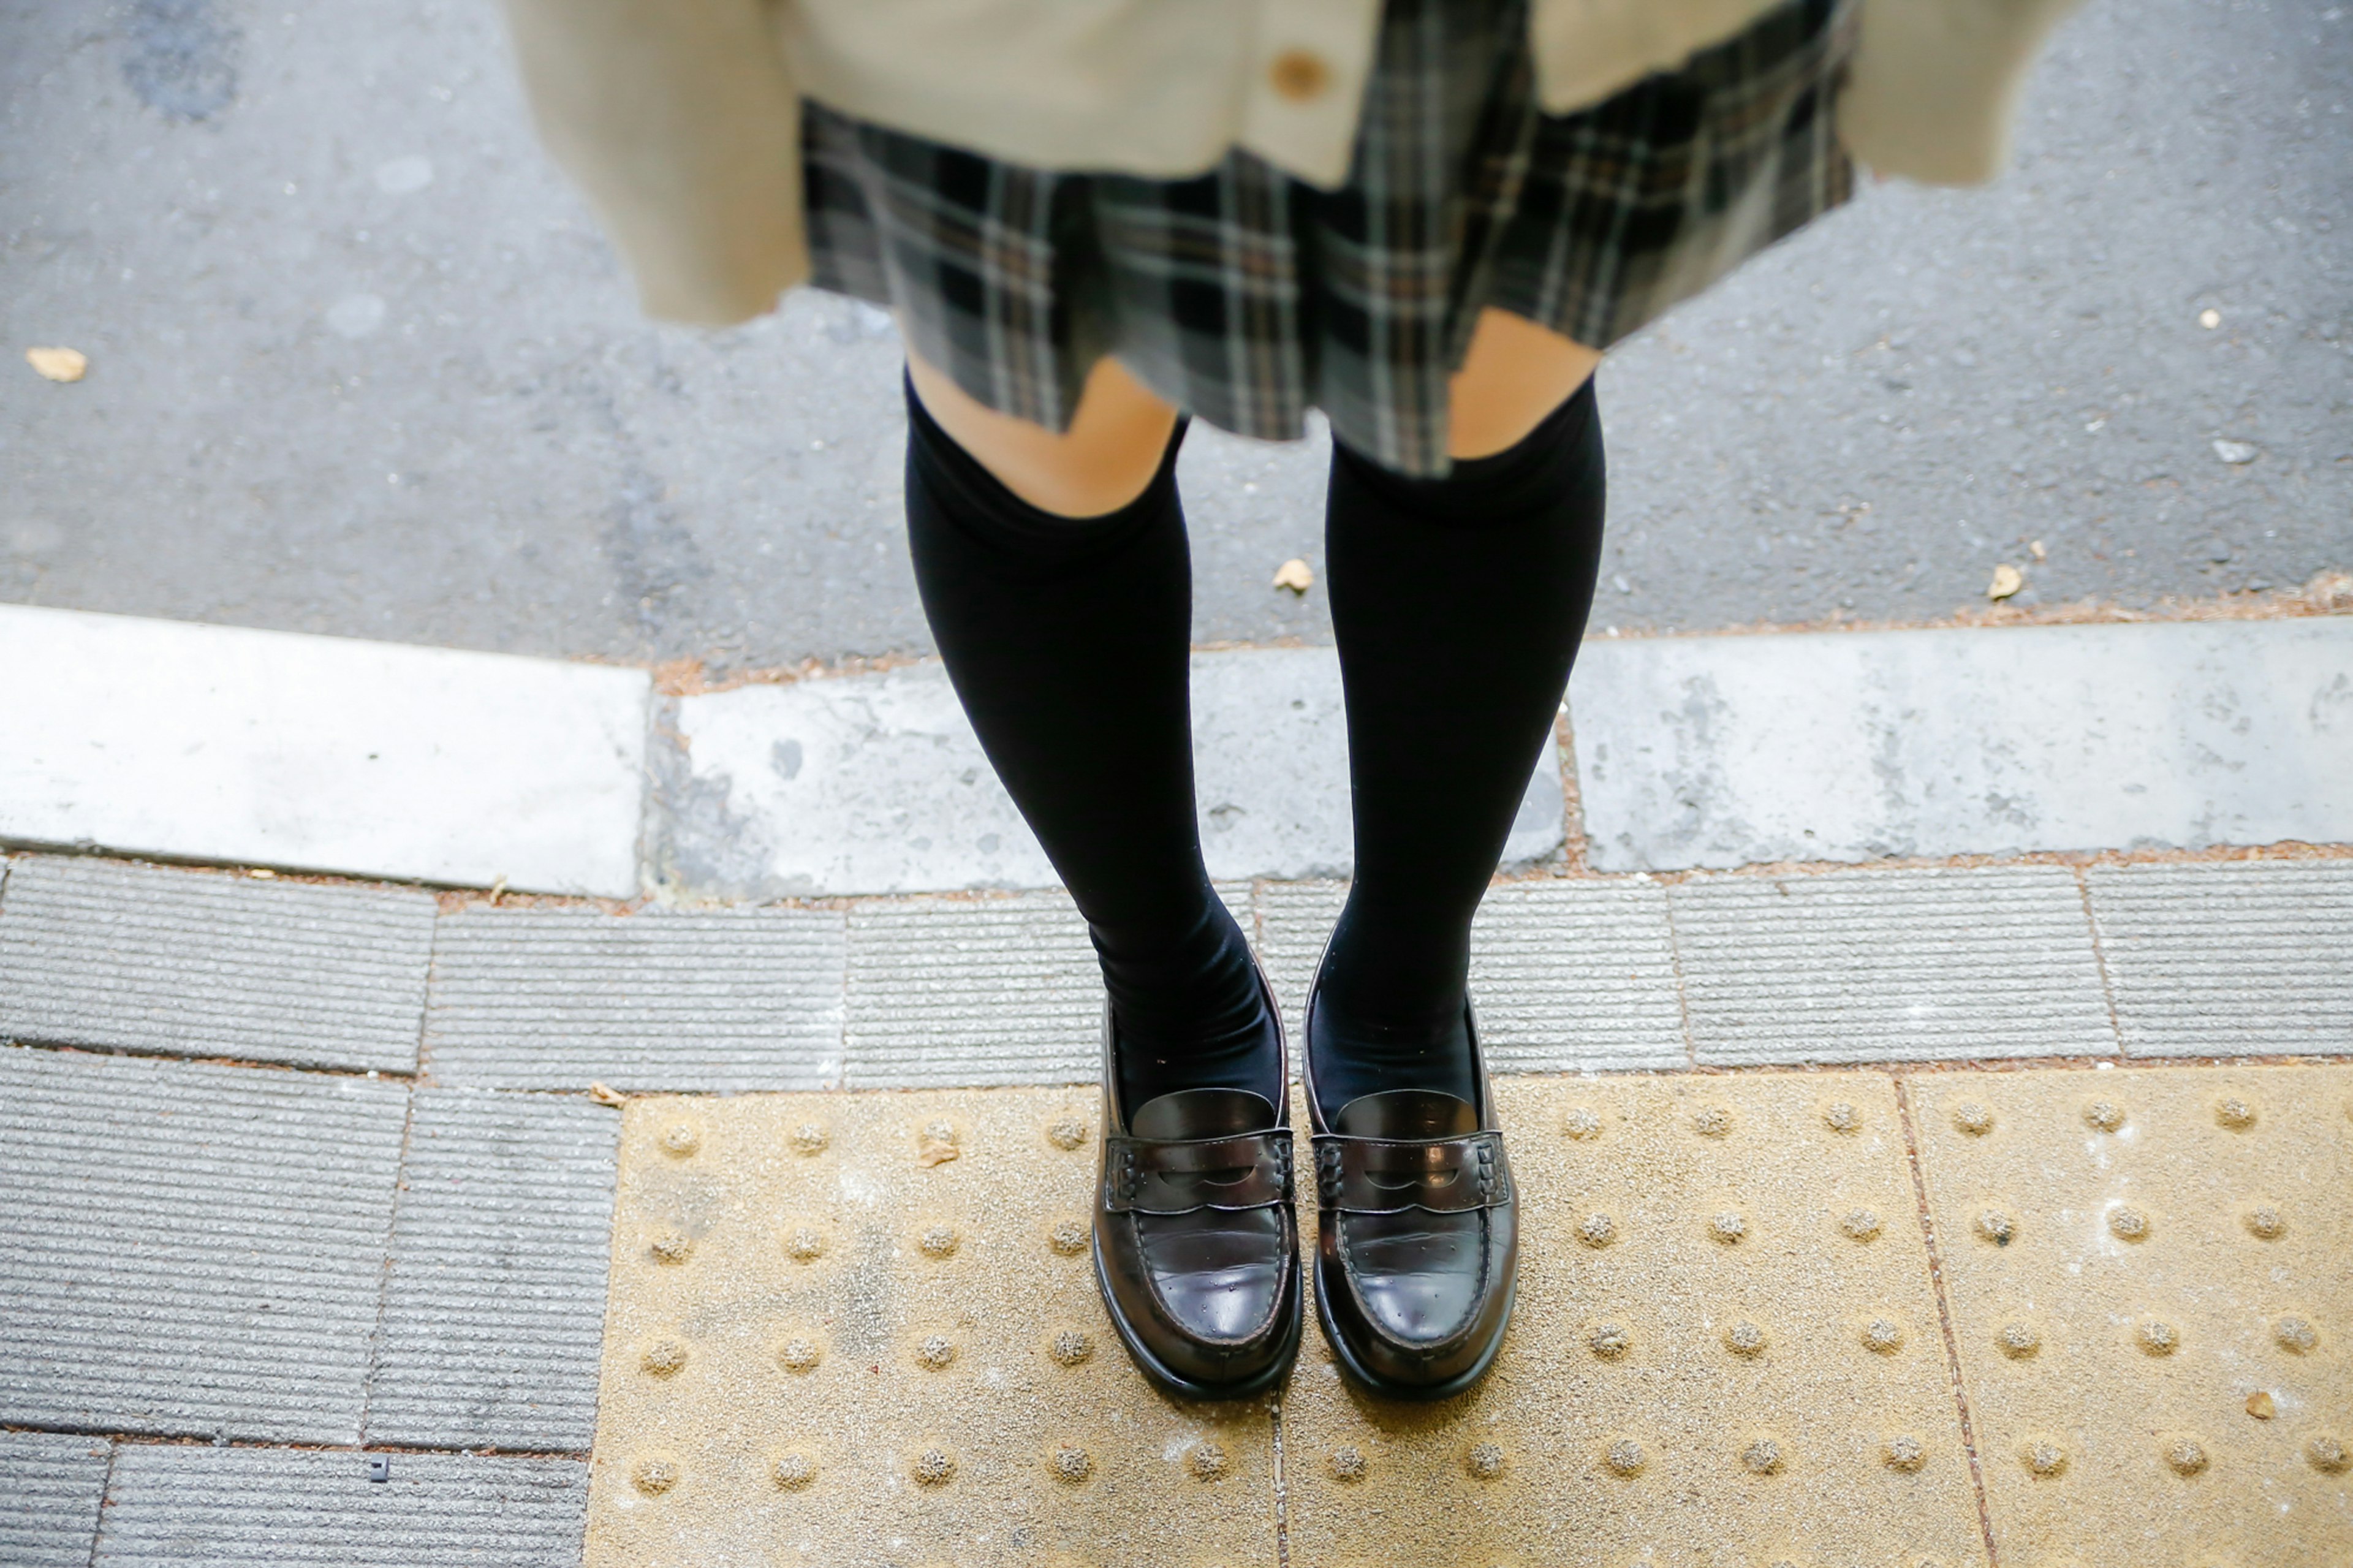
(1311, 308, 1607, 1110)
(901, 349, 1281, 1115)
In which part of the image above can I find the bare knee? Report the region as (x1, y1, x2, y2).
(907, 349, 1180, 517)
(1446, 308, 1603, 460)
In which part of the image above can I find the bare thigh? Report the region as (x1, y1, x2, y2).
(905, 306, 1601, 510)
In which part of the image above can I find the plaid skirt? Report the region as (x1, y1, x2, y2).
(805, 0, 1855, 476)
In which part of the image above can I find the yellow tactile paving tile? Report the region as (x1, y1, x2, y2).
(585, 1088, 1276, 1568)
(1283, 1073, 1987, 1568)
(1908, 1064, 2353, 1568)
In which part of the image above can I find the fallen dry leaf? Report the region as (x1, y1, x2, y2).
(2199, 308, 2221, 330)
(1987, 563, 2024, 601)
(1271, 558, 1314, 594)
(2029, 540, 2047, 562)
(2246, 1390, 2276, 1420)
(26, 346, 87, 382)
(588, 1081, 629, 1108)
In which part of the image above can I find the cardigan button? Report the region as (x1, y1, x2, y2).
(1267, 48, 1330, 104)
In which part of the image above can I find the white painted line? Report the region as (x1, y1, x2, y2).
(1569, 619, 2353, 872)
(0, 606, 649, 896)
(666, 648, 1564, 896)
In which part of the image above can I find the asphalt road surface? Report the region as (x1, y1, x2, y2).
(3, 0, 2347, 672)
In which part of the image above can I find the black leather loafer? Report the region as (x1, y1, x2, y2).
(1091, 966, 1302, 1400)
(1303, 975, 1517, 1402)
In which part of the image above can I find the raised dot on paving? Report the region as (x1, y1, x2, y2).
(1722, 1320, 1767, 1357)
(588, 1086, 1277, 1567)
(1882, 1434, 1927, 1472)
(1576, 1211, 1616, 1248)
(1909, 1065, 2353, 1566)
(1329, 1446, 1367, 1481)
(1840, 1206, 1884, 1241)
(1283, 1075, 1983, 1566)
(1860, 1317, 1904, 1354)
(1045, 1114, 1088, 1150)
(1464, 1442, 1506, 1480)
(1563, 1106, 1602, 1140)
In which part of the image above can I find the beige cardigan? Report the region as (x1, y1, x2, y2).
(505, 0, 2082, 325)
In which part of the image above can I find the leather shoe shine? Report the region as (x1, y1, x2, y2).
(1091, 969, 1302, 1399)
(1304, 979, 1518, 1402)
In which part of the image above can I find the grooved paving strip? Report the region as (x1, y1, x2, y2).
(0, 856, 436, 1072)
(1468, 879, 1687, 1071)
(0, 1048, 407, 1442)
(366, 1089, 621, 1452)
(1284, 1074, 1986, 1568)
(424, 907, 846, 1091)
(586, 1089, 1276, 1567)
(1908, 1065, 2353, 1567)
(1254, 878, 1347, 1040)
(0, 1431, 110, 1567)
(1673, 865, 2115, 1064)
(93, 1447, 586, 1567)
(843, 895, 1101, 1087)
(2087, 861, 2353, 1056)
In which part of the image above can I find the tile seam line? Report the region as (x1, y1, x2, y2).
(2074, 863, 2128, 1061)
(0, 1036, 415, 1080)
(1269, 1392, 1290, 1568)
(1, 1424, 591, 1460)
(357, 1081, 423, 1445)
(1890, 1073, 1999, 1568)
(84, 1434, 113, 1568)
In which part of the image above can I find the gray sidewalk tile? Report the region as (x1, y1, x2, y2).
(843, 892, 1099, 1087)
(0, 857, 435, 1073)
(0, 1431, 111, 1568)
(2088, 860, 2353, 1056)
(423, 907, 845, 1091)
(93, 1447, 586, 1568)
(1672, 865, 2116, 1065)
(1250, 878, 1347, 1043)
(1468, 879, 1689, 1072)
(366, 1090, 620, 1452)
(0, 1048, 409, 1443)
(1572, 619, 2353, 872)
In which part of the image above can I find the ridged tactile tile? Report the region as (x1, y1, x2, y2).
(423, 907, 846, 1091)
(1467, 879, 1688, 1072)
(1284, 1072, 1984, 1567)
(93, 1447, 587, 1567)
(0, 1047, 407, 1441)
(0, 856, 435, 1072)
(0, 1431, 110, 1567)
(586, 1088, 1276, 1568)
(842, 893, 1101, 1087)
(365, 1089, 621, 1451)
(1908, 1064, 2353, 1567)
(2086, 860, 2353, 1056)
(1252, 878, 1347, 1042)
(1673, 865, 2115, 1064)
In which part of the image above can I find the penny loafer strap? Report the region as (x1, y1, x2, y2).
(1312, 1130, 1513, 1214)
(1103, 1129, 1295, 1214)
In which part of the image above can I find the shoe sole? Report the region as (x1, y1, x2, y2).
(1091, 1233, 1303, 1403)
(1311, 1253, 1516, 1404)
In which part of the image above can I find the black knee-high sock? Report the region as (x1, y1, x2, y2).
(901, 376, 1280, 1116)
(1313, 379, 1607, 1111)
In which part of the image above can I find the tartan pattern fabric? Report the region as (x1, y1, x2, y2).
(803, 0, 1854, 476)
